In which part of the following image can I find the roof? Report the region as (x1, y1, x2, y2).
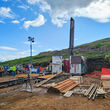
(70, 56, 82, 64)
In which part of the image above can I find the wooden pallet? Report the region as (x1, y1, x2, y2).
(48, 79, 79, 93)
(84, 84, 95, 96)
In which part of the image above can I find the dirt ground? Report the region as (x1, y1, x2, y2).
(0, 76, 15, 82)
(0, 87, 110, 110)
(0, 75, 109, 110)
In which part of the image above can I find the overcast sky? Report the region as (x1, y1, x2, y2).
(0, 0, 110, 61)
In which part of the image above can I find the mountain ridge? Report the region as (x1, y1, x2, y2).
(0, 37, 110, 66)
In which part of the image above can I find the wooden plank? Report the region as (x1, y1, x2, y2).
(64, 91, 73, 97)
(53, 79, 78, 92)
(38, 74, 54, 79)
(101, 75, 110, 80)
(15, 74, 40, 78)
(48, 79, 78, 93)
(92, 90, 97, 100)
(58, 81, 74, 91)
(84, 84, 95, 96)
(88, 85, 97, 99)
(102, 81, 110, 88)
(54, 79, 71, 89)
(54, 79, 70, 88)
(62, 83, 78, 93)
(36, 72, 63, 87)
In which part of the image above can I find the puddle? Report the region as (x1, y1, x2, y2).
(0, 84, 47, 96)
(22, 88, 47, 95)
(0, 102, 8, 106)
(0, 88, 22, 96)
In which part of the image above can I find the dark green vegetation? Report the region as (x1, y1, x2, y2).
(0, 38, 110, 66)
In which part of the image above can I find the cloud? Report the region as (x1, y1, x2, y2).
(18, 5, 29, 10)
(23, 14, 46, 29)
(0, 20, 5, 23)
(45, 48, 59, 51)
(20, 18, 25, 21)
(0, 49, 36, 62)
(74, 0, 110, 23)
(27, 0, 110, 26)
(39, 1, 51, 12)
(27, 0, 40, 4)
(0, 55, 20, 62)
(0, 46, 17, 51)
(0, 55, 7, 62)
(18, 50, 36, 55)
(27, 0, 50, 12)
(52, 18, 67, 27)
(2, 0, 8, 1)
(46, 48, 52, 51)
(12, 20, 20, 24)
(0, 7, 15, 19)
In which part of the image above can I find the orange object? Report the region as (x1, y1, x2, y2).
(15, 74, 40, 78)
(52, 79, 78, 93)
(38, 74, 55, 79)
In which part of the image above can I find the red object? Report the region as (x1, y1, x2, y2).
(0, 68, 3, 71)
(40, 67, 45, 71)
(85, 71, 101, 78)
(64, 60, 70, 73)
(101, 68, 110, 75)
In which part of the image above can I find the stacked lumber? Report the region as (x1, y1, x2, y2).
(101, 75, 110, 80)
(70, 76, 83, 84)
(84, 84, 95, 96)
(16, 74, 40, 78)
(102, 81, 110, 88)
(48, 79, 78, 93)
(84, 84, 97, 100)
(38, 74, 54, 79)
(84, 84, 106, 100)
(36, 72, 63, 87)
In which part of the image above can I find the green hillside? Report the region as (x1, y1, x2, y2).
(0, 38, 110, 66)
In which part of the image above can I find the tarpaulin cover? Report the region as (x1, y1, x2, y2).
(101, 68, 110, 75)
(85, 71, 101, 78)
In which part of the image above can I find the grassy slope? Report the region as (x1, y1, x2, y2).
(0, 38, 110, 65)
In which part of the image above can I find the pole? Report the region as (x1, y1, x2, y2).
(69, 17, 74, 56)
(26, 37, 34, 91)
(30, 41, 33, 69)
(27, 36, 34, 79)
